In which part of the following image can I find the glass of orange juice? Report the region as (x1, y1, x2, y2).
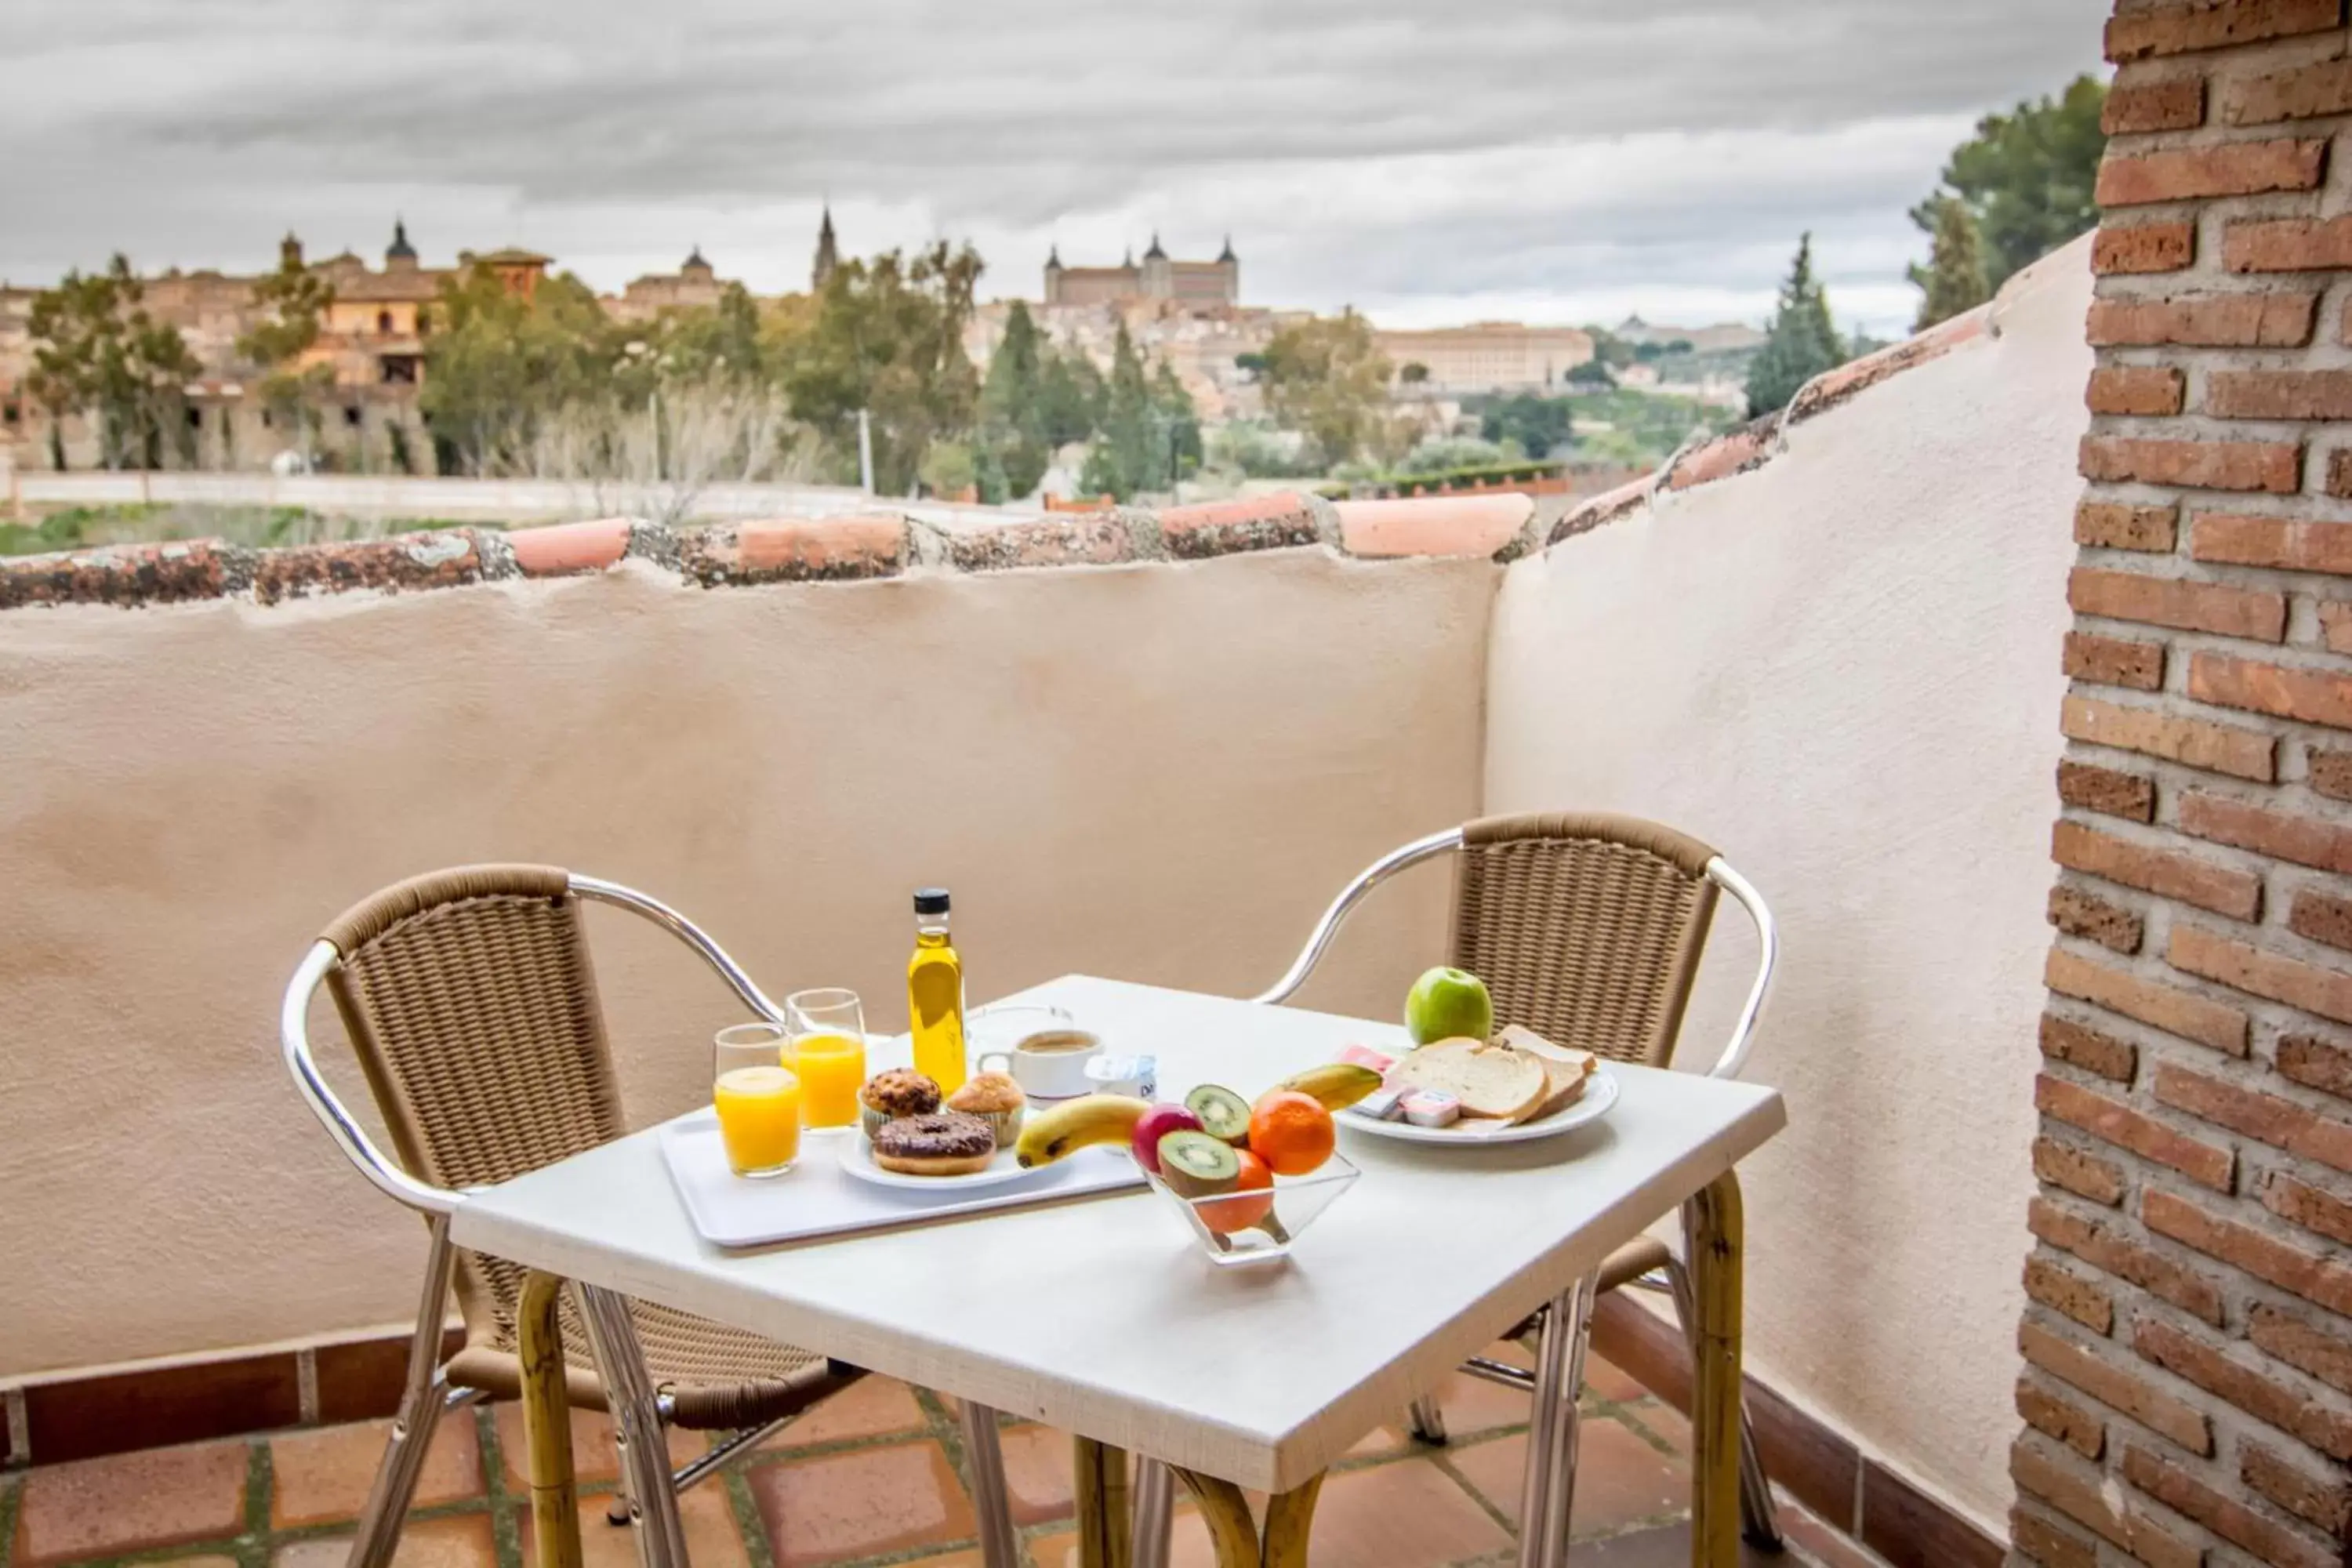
(713, 1022, 800, 1177)
(785, 989, 868, 1130)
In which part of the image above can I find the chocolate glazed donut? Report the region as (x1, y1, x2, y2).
(870, 1110, 996, 1176)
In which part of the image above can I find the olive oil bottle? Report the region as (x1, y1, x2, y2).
(907, 887, 967, 1094)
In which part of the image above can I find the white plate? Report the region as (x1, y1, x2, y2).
(1339, 1064, 1621, 1145)
(837, 1132, 1049, 1192)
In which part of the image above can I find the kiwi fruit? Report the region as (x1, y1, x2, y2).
(1184, 1083, 1252, 1146)
(1156, 1130, 1240, 1197)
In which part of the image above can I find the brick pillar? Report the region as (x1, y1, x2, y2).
(2021, 4, 2352, 1566)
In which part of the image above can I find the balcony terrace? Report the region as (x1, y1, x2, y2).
(8, 40, 2352, 1555)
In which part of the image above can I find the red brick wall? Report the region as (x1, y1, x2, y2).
(2021, 4, 2352, 1565)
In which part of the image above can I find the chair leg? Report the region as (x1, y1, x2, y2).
(575, 1286, 690, 1568)
(957, 1403, 1022, 1568)
(1406, 1394, 1449, 1445)
(1663, 1254, 1784, 1551)
(347, 1217, 462, 1568)
(1131, 1456, 1175, 1568)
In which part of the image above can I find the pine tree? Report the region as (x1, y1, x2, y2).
(1744, 234, 1846, 419)
(1907, 196, 1991, 331)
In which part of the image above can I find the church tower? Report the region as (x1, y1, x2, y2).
(1043, 243, 1063, 307)
(1217, 234, 1239, 307)
(812, 205, 839, 292)
(1142, 232, 1171, 301)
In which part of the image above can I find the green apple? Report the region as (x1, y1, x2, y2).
(1405, 966, 1493, 1045)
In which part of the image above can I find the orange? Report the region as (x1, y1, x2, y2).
(1200, 1149, 1276, 1234)
(1248, 1089, 1334, 1176)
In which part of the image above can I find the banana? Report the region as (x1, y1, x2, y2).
(1276, 1062, 1385, 1112)
(1012, 1094, 1151, 1167)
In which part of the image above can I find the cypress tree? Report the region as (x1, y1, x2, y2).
(1744, 234, 1846, 418)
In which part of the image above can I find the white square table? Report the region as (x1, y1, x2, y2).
(454, 975, 1786, 1568)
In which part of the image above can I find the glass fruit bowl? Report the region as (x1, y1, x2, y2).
(1145, 1152, 1359, 1266)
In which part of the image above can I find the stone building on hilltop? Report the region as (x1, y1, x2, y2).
(1044, 234, 1238, 310)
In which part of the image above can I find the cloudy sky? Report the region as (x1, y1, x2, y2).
(6, 1, 2107, 336)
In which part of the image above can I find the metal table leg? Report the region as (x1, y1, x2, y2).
(576, 1284, 689, 1568)
(1515, 1270, 1598, 1568)
(517, 1271, 583, 1568)
(1686, 1172, 1747, 1568)
(959, 1403, 1022, 1568)
(1131, 1457, 1174, 1568)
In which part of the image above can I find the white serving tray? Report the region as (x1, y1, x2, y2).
(657, 1110, 1147, 1249)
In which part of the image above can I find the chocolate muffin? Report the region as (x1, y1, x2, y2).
(859, 1068, 942, 1138)
(869, 1110, 996, 1176)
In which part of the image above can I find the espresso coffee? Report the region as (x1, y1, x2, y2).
(1019, 1031, 1095, 1054)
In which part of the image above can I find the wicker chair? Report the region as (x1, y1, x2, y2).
(279, 865, 1019, 1568)
(1131, 814, 1782, 1568)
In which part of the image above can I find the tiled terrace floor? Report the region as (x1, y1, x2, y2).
(1, 1348, 1881, 1568)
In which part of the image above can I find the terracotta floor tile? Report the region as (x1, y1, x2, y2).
(1421, 1367, 1531, 1439)
(1347, 1422, 1412, 1459)
(1629, 1402, 1691, 1458)
(1450, 1419, 1688, 1538)
(274, 1513, 498, 1568)
(992, 1425, 1076, 1525)
(1301, 1457, 1512, 1566)
(1564, 1519, 1791, 1566)
(515, 1484, 749, 1568)
(271, 1415, 483, 1527)
(763, 1377, 929, 1449)
(1583, 1352, 1650, 1404)
(14, 1438, 249, 1565)
(1031, 1507, 1224, 1568)
(746, 1438, 975, 1567)
(893, 1552, 987, 1568)
(492, 1403, 702, 1488)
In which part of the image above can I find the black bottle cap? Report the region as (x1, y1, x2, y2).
(913, 887, 951, 915)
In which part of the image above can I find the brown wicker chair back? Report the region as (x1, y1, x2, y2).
(318, 863, 621, 1353)
(1449, 812, 1720, 1069)
(314, 863, 823, 1413)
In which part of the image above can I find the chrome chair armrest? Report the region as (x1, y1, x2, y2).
(570, 874, 788, 1025)
(1252, 828, 1464, 1006)
(281, 940, 465, 1216)
(1700, 858, 1777, 1080)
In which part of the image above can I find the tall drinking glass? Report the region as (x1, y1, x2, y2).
(713, 1022, 800, 1178)
(786, 988, 868, 1131)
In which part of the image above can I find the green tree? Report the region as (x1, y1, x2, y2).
(1745, 234, 1846, 418)
(1261, 309, 1393, 466)
(1399, 361, 1430, 386)
(978, 300, 1052, 498)
(1564, 358, 1615, 388)
(1036, 348, 1105, 449)
(237, 249, 337, 467)
(1083, 324, 1157, 501)
(1912, 74, 2107, 291)
(1908, 195, 1992, 329)
(28, 255, 200, 470)
(1479, 393, 1572, 459)
(419, 264, 614, 473)
(777, 241, 983, 492)
(1152, 361, 1203, 481)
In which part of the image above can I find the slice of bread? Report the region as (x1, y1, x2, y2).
(1497, 1025, 1599, 1123)
(1389, 1037, 1548, 1121)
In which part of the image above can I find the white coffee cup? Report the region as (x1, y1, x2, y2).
(975, 1028, 1103, 1099)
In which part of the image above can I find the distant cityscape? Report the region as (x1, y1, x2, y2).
(0, 210, 1759, 479)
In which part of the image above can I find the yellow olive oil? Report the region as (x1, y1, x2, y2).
(907, 887, 967, 1094)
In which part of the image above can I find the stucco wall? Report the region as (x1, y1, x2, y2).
(0, 550, 1490, 1376)
(1483, 240, 2096, 1530)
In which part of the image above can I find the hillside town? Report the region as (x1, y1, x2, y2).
(0, 212, 1759, 507)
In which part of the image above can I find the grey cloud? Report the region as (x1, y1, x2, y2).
(4, 0, 2107, 330)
